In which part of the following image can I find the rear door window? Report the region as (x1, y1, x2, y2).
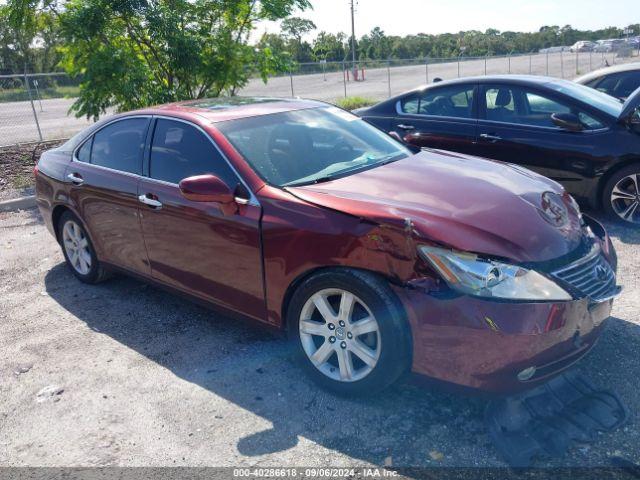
(400, 85, 475, 119)
(149, 119, 238, 187)
(90, 118, 149, 174)
(400, 96, 420, 114)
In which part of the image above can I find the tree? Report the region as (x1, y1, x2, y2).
(8, 0, 310, 119)
(281, 17, 316, 43)
(359, 27, 390, 60)
(280, 16, 315, 63)
(0, 6, 22, 74)
(0, 3, 61, 74)
(256, 31, 297, 71)
(312, 31, 346, 62)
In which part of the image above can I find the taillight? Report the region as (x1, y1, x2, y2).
(33, 164, 39, 177)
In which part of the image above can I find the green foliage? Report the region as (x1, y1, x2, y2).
(0, 84, 80, 102)
(8, 0, 310, 119)
(334, 96, 376, 111)
(359, 27, 391, 60)
(281, 17, 316, 42)
(0, 3, 61, 74)
(256, 33, 295, 69)
(257, 16, 316, 64)
(304, 24, 640, 63)
(312, 31, 347, 62)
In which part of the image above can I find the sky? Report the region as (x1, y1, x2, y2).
(257, 0, 638, 38)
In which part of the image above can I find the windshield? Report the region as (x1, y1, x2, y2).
(217, 107, 411, 187)
(546, 80, 623, 117)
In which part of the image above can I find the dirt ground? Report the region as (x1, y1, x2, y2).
(0, 207, 639, 474)
(0, 140, 64, 201)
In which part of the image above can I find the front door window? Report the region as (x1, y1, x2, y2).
(483, 85, 604, 130)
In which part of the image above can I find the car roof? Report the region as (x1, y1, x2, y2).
(362, 74, 625, 118)
(133, 97, 328, 123)
(376, 75, 569, 103)
(575, 62, 640, 83)
(407, 74, 566, 91)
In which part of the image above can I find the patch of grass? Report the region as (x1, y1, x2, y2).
(0, 85, 81, 103)
(334, 96, 378, 111)
(12, 172, 33, 190)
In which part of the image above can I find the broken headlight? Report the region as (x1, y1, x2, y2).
(418, 246, 572, 301)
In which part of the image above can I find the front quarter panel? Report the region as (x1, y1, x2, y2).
(258, 186, 421, 326)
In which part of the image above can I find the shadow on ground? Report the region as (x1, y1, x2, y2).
(43, 253, 640, 469)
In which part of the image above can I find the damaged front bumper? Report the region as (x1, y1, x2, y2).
(394, 215, 622, 394)
(397, 287, 617, 393)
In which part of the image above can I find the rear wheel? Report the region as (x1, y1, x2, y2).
(58, 211, 110, 284)
(603, 164, 640, 224)
(288, 269, 411, 396)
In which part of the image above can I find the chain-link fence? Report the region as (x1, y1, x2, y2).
(1, 49, 638, 147)
(243, 50, 637, 101)
(0, 73, 91, 147)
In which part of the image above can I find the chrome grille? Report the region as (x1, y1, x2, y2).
(551, 244, 617, 302)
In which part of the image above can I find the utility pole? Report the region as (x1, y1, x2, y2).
(350, 0, 357, 80)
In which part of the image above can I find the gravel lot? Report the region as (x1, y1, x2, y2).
(0, 207, 639, 471)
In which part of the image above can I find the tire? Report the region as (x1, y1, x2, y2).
(58, 211, 110, 284)
(287, 268, 412, 396)
(602, 164, 640, 224)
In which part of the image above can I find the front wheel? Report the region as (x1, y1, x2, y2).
(602, 164, 640, 224)
(288, 269, 412, 396)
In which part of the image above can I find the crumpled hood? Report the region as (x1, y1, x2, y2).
(286, 150, 584, 263)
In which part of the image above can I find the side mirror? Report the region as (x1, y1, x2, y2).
(551, 112, 584, 132)
(179, 174, 234, 203)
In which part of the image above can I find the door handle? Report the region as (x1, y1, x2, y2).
(138, 194, 163, 209)
(397, 124, 416, 131)
(67, 172, 84, 185)
(479, 133, 502, 142)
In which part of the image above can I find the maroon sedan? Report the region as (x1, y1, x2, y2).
(35, 97, 621, 395)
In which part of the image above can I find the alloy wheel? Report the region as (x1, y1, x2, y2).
(62, 220, 92, 275)
(299, 288, 381, 383)
(610, 173, 640, 223)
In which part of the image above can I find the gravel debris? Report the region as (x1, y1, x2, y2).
(35, 385, 65, 402)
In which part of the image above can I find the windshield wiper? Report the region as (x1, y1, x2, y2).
(284, 175, 335, 187)
(311, 175, 335, 184)
(370, 152, 406, 165)
(377, 155, 402, 166)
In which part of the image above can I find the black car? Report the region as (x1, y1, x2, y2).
(356, 75, 640, 224)
(575, 62, 640, 100)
